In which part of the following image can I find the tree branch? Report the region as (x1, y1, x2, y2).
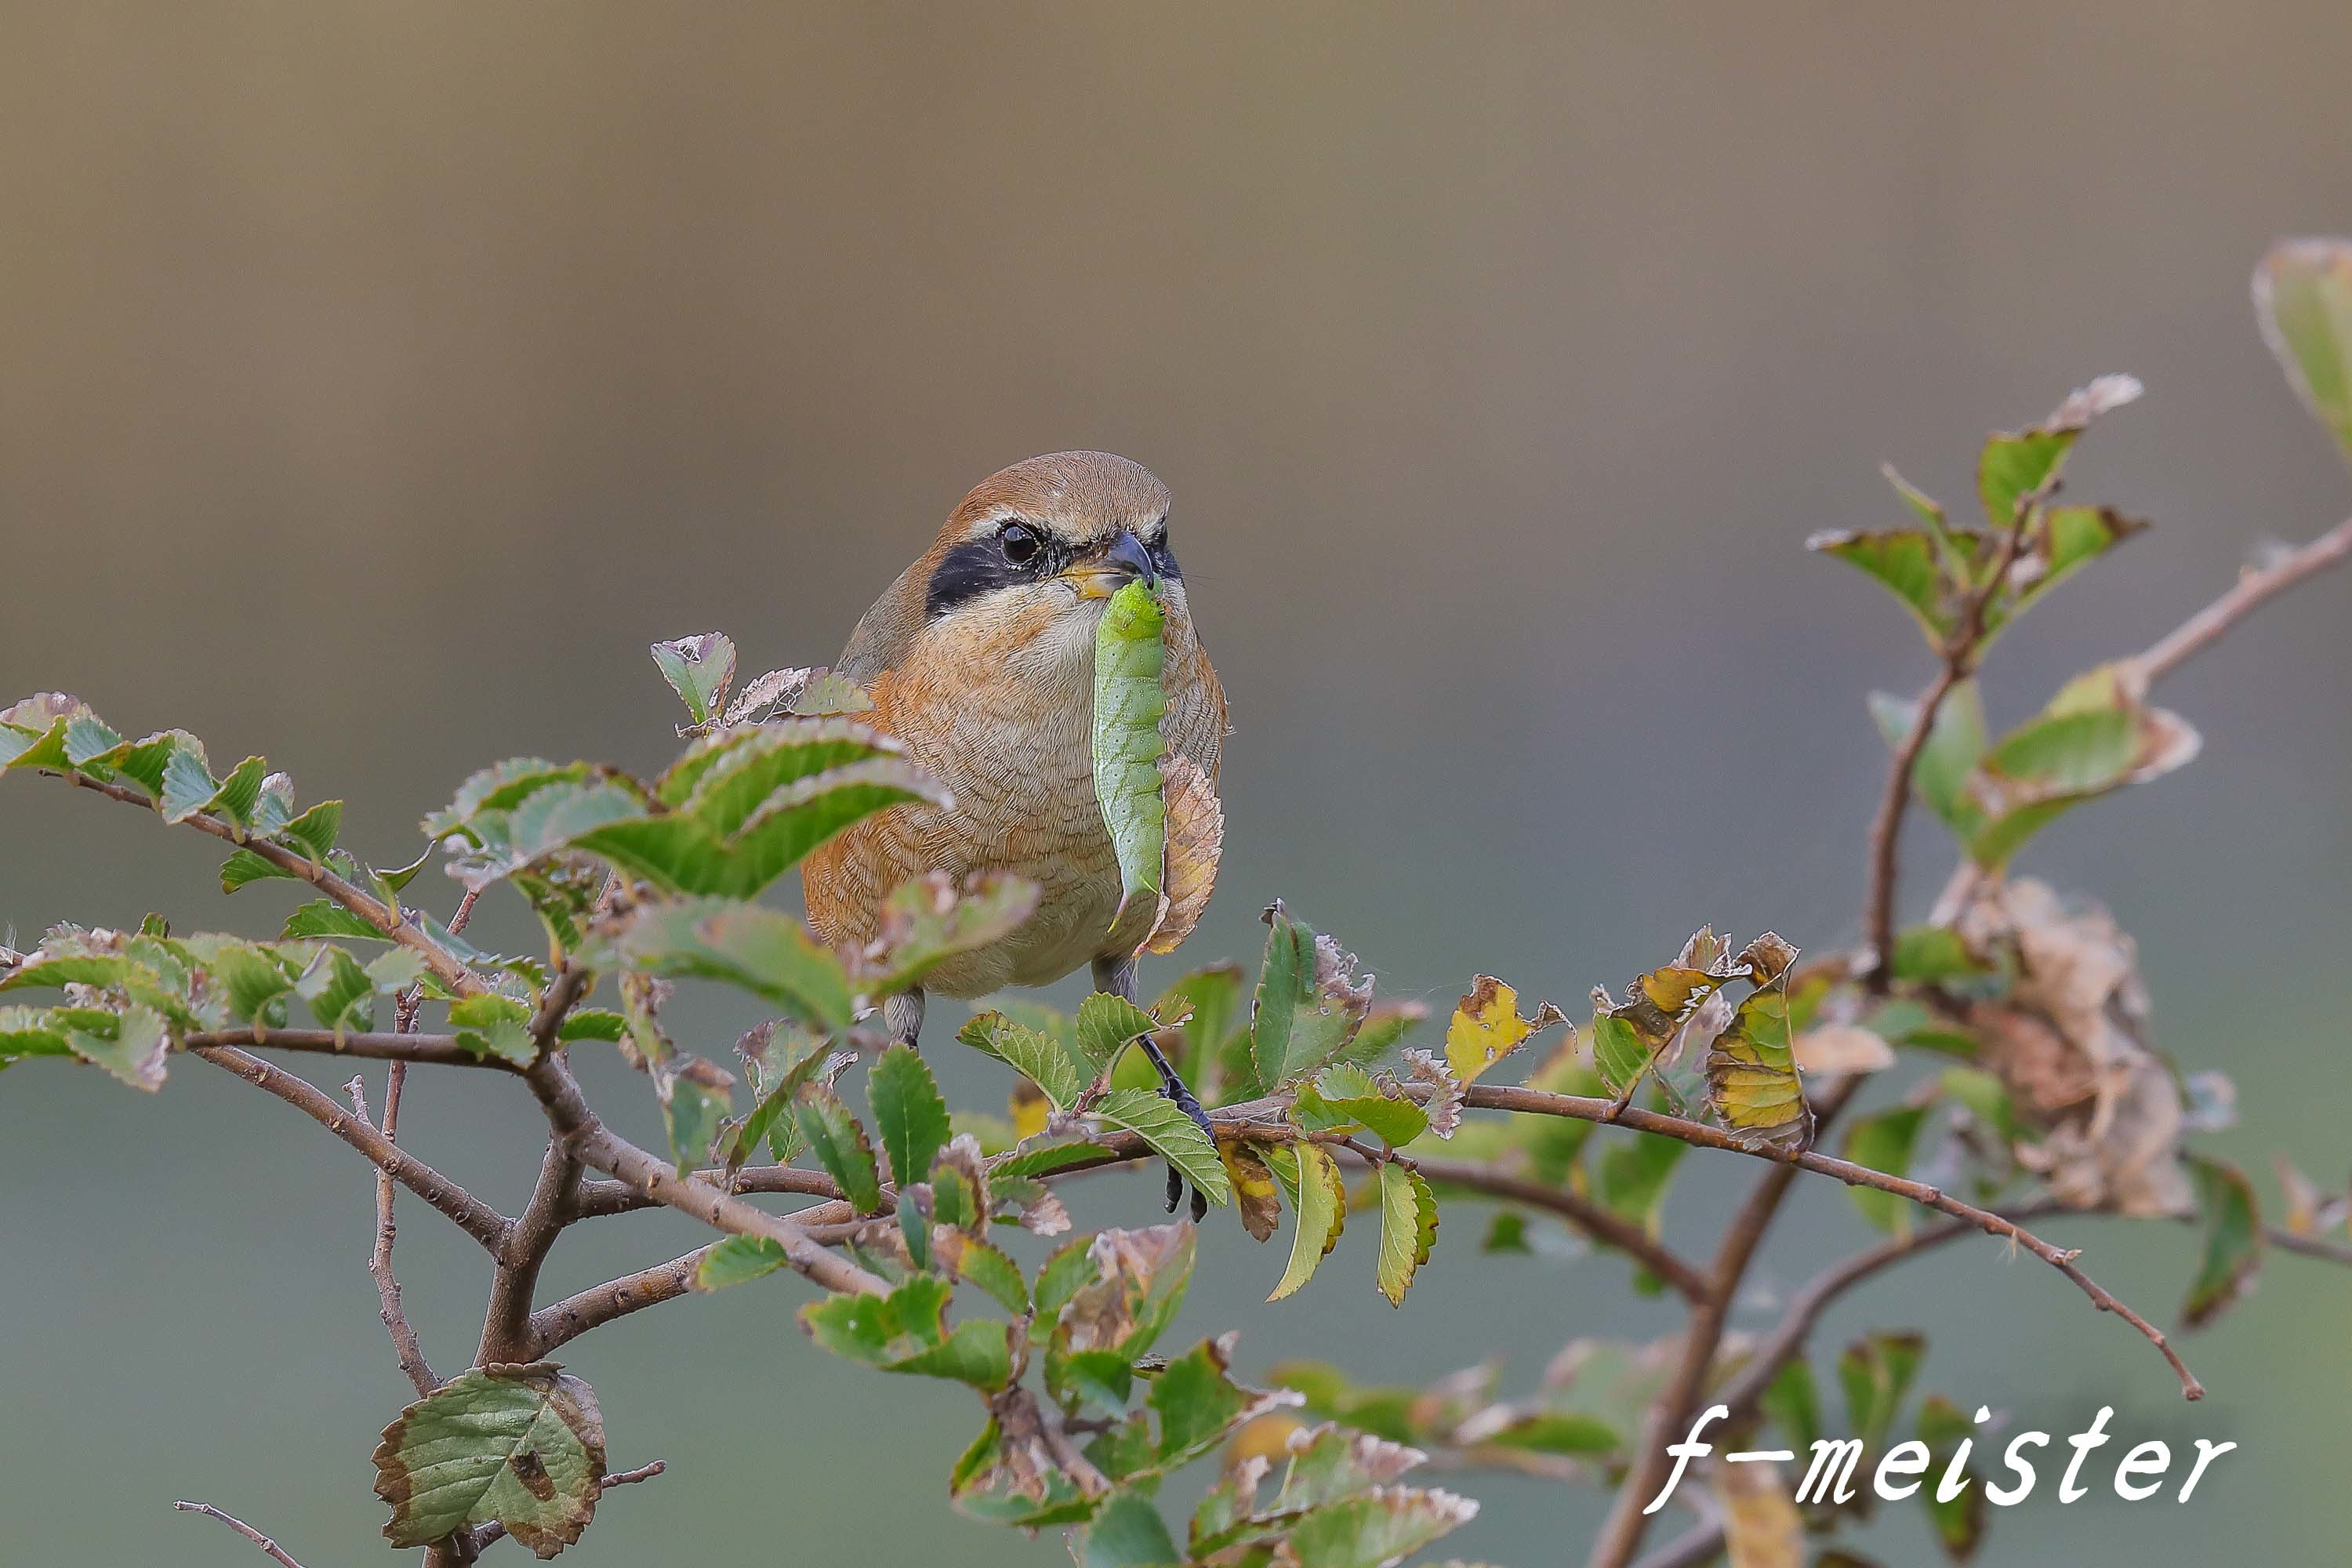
(572, 1163, 846, 1219)
(172, 1501, 308, 1568)
(347, 1074, 438, 1398)
(520, 1051, 889, 1298)
(181, 1029, 511, 1072)
(2120, 516, 2352, 695)
(1389, 1153, 1711, 1304)
(1465, 1080, 2201, 1401)
(528, 1207, 864, 1356)
(62, 771, 488, 999)
(2267, 1225, 2352, 1269)
(476, 966, 595, 1364)
(193, 1044, 511, 1253)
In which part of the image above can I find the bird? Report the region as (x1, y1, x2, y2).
(800, 452, 1225, 1200)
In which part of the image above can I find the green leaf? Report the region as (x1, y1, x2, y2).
(2183, 1156, 2263, 1329)
(1374, 1162, 1439, 1306)
(187, 936, 298, 1029)
(1588, 1014, 1651, 1098)
(694, 1235, 788, 1291)
(1976, 375, 2140, 530)
(795, 1086, 884, 1214)
(296, 946, 378, 1033)
(281, 900, 384, 941)
(277, 799, 342, 860)
(1808, 527, 1968, 648)
(557, 1008, 626, 1044)
(801, 1272, 1012, 1391)
(1093, 578, 1170, 917)
(1088, 1087, 1229, 1204)
(659, 715, 893, 816)
(1295, 1063, 1429, 1148)
(1842, 1105, 1929, 1235)
(615, 898, 855, 1033)
(0, 1005, 78, 1062)
(1249, 903, 1373, 1092)
(868, 1043, 951, 1190)
(67, 1001, 170, 1091)
(588, 756, 942, 898)
(2256, 238, 2352, 464)
(937, 1229, 1031, 1315)
(1083, 1490, 1181, 1568)
(1869, 682, 1988, 840)
(1269, 1144, 1346, 1301)
(1047, 1224, 1196, 1408)
(1838, 1331, 1926, 1457)
(425, 758, 594, 839)
(1888, 925, 1987, 985)
(958, 1011, 1083, 1111)
(1152, 962, 1247, 1098)
(1965, 672, 2201, 869)
(1033, 1234, 1102, 1328)
(651, 632, 736, 726)
(445, 993, 532, 1065)
(219, 848, 294, 891)
(656, 1056, 735, 1173)
(1076, 990, 1162, 1076)
(1915, 1394, 1987, 1559)
(1148, 1338, 1258, 1470)
(370, 1362, 606, 1555)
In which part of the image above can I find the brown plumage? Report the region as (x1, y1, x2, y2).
(801, 452, 1225, 1045)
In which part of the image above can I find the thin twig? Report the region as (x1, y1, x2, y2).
(2121, 517, 2352, 694)
(347, 1074, 437, 1397)
(172, 1501, 308, 1568)
(193, 1044, 511, 1252)
(1465, 1080, 2201, 1400)
(521, 1051, 889, 1298)
(1585, 1080, 1860, 1568)
(2263, 1225, 2352, 1269)
(477, 965, 596, 1363)
(468, 1462, 666, 1551)
(61, 771, 487, 998)
(573, 1163, 846, 1218)
(1395, 1153, 1710, 1305)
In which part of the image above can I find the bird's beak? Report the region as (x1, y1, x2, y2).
(1061, 529, 1159, 601)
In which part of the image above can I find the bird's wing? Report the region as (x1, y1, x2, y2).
(837, 559, 927, 686)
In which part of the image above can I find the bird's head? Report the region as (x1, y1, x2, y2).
(909, 452, 1192, 681)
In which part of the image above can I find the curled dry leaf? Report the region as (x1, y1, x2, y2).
(1403, 1048, 1465, 1139)
(1142, 751, 1223, 955)
(1960, 878, 2192, 1216)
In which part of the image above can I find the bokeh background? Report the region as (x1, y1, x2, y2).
(5, 5, 2349, 1564)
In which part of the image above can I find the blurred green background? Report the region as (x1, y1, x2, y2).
(4, 5, 2349, 1564)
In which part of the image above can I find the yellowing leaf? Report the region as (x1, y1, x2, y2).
(1008, 1077, 1051, 1140)
(1704, 935, 1812, 1152)
(1443, 975, 1567, 1086)
(1221, 1138, 1282, 1243)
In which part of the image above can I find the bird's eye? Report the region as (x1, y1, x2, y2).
(998, 521, 1040, 566)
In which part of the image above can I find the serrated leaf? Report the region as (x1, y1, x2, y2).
(1295, 1063, 1429, 1149)
(1250, 903, 1374, 1091)
(651, 632, 737, 726)
(868, 1042, 951, 1189)
(219, 848, 294, 891)
(1842, 1105, 1929, 1236)
(371, 1362, 605, 1556)
(1083, 1489, 1181, 1568)
(615, 898, 855, 1033)
(1444, 975, 1567, 1087)
(958, 1011, 1083, 1111)
(795, 1086, 884, 1214)
(1269, 1144, 1346, 1301)
(426, 758, 594, 839)
(1076, 991, 1161, 1075)
(297, 945, 378, 1033)
(555, 1009, 626, 1044)
(0, 1005, 78, 1062)
(656, 1054, 735, 1173)
(1094, 579, 1170, 924)
(585, 755, 942, 898)
(2256, 238, 2352, 464)
(278, 799, 341, 859)
(450, 993, 536, 1065)
(1374, 1163, 1439, 1306)
(1047, 1224, 1196, 1413)
(1704, 935, 1811, 1152)
(1088, 1087, 1229, 1203)
(694, 1235, 787, 1291)
(2183, 1156, 2263, 1329)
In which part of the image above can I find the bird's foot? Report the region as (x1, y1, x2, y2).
(1138, 1031, 1214, 1223)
